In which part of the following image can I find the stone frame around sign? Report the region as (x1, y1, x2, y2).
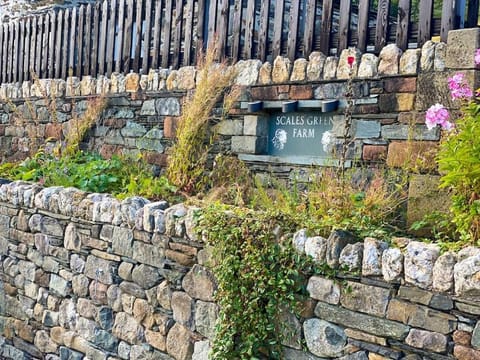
(233, 113, 349, 167)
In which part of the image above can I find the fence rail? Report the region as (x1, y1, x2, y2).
(0, 0, 479, 84)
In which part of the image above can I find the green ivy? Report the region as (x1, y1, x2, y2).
(198, 204, 318, 359)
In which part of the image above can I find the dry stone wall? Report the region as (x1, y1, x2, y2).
(0, 181, 480, 359)
(0, 29, 477, 180)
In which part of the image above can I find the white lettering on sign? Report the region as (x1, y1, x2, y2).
(293, 128, 315, 138)
(276, 115, 333, 126)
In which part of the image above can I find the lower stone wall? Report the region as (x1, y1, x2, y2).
(0, 181, 479, 359)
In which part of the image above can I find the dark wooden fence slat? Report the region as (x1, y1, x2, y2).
(0, 23, 3, 83)
(196, 0, 205, 52)
(161, 0, 173, 68)
(55, 10, 64, 79)
(395, 0, 410, 50)
(42, 14, 50, 78)
(258, 0, 270, 61)
(24, 18, 30, 81)
(338, 0, 351, 54)
(91, 2, 101, 75)
(287, 0, 301, 60)
(467, 0, 480, 27)
(35, 16, 43, 78)
(76, 7, 84, 77)
(116, 0, 125, 72)
(2, 25, 8, 83)
(272, 0, 285, 58)
(319, 0, 333, 54)
(357, 0, 369, 52)
(303, 0, 316, 57)
(133, 0, 143, 72)
(375, 0, 390, 52)
(68, 9, 77, 76)
(441, 0, 456, 42)
(30, 17, 37, 79)
(172, 0, 183, 68)
(18, 20, 25, 83)
(151, 0, 162, 69)
(207, 0, 217, 46)
(8, 23, 13, 82)
(142, 0, 153, 73)
(183, 0, 194, 65)
(99, 0, 109, 75)
(106, 0, 117, 76)
(418, 0, 433, 47)
(12, 22, 18, 83)
(217, 0, 229, 59)
(62, 9, 70, 79)
(123, 0, 134, 71)
(84, 5, 92, 76)
(244, 0, 255, 59)
(48, 11, 56, 78)
(231, 0, 242, 61)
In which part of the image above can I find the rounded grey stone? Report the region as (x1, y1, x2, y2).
(303, 318, 346, 357)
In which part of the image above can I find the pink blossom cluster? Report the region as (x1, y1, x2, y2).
(425, 103, 454, 131)
(448, 73, 473, 100)
(475, 48, 480, 66)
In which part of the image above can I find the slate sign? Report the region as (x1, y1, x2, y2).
(267, 112, 334, 157)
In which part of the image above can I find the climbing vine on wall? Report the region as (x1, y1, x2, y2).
(198, 204, 318, 359)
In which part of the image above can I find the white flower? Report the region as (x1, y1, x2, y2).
(321, 131, 334, 153)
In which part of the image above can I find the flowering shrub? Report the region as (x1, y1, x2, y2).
(426, 52, 480, 243)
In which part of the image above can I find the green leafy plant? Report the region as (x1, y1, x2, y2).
(198, 205, 318, 359)
(424, 55, 480, 245)
(0, 151, 182, 203)
(436, 99, 480, 244)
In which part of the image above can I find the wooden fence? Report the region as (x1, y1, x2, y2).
(0, 0, 479, 84)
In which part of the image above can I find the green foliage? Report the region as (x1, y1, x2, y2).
(0, 151, 182, 203)
(198, 205, 318, 359)
(437, 100, 480, 244)
(249, 168, 407, 240)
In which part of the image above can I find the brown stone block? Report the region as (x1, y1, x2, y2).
(416, 70, 479, 111)
(104, 118, 126, 128)
(169, 242, 198, 257)
(289, 85, 313, 100)
(144, 152, 168, 167)
(165, 249, 195, 267)
(454, 345, 480, 360)
(379, 93, 415, 112)
(249, 86, 279, 100)
(354, 104, 380, 114)
(398, 111, 426, 124)
(407, 174, 451, 237)
(100, 144, 122, 159)
(277, 84, 290, 93)
(363, 144, 387, 161)
(45, 123, 63, 140)
(163, 116, 180, 139)
(453, 330, 472, 346)
(386, 140, 438, 171)
(0, 124, 6, 136)
(384, 77, 417, 93)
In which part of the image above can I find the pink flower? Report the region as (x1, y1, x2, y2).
(448, 72, 473, 100)
(475, 49, 480, 66)
(425, 103, 452, 131)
